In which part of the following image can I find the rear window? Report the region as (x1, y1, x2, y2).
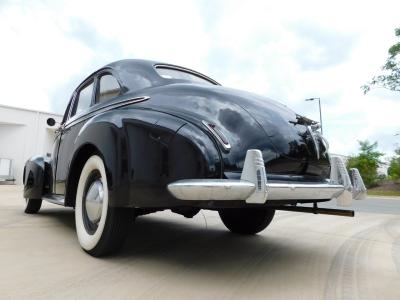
(155, 66, 216, 85)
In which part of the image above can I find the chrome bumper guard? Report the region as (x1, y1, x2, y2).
(167, 150, 367, 206)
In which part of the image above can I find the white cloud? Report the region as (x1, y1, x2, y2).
(0, 0, 399, 155)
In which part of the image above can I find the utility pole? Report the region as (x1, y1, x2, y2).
(305, 97, 323, 135)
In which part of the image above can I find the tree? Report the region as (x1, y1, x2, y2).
(362, 28, 400, 94)
(347, 140, 384, 187)
(388, 147, 400, 180)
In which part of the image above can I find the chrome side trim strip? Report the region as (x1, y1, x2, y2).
(202, 120, 232, 152)
(65, 96, 150, 128)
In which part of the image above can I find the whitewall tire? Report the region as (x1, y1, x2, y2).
(75, 155, 131, 256)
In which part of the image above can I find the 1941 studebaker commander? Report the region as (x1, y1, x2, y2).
(23, 59, 367, 256)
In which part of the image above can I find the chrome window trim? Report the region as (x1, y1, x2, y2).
(64, 96, 150, 129)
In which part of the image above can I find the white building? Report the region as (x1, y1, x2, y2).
(0, 104, 62, 184)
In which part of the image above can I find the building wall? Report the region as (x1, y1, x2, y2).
(0, 104, 62, 184)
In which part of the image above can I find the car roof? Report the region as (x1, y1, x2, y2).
(72, 59, 220, 103)
(86, 59, 220, 90)
(105, 59, 159, 69)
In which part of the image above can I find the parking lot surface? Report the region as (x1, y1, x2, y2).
(1, 185, 399, 299)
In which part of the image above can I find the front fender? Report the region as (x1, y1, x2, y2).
(23, 156, 45, 199)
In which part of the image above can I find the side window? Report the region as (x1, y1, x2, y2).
(73, 81, 94, 117)
(62, 96, 73, 124)
(98, 74, 120, 103)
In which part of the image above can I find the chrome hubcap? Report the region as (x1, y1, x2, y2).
(85, 179, 104, 225)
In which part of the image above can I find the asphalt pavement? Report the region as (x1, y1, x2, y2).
(1, 185, 399, 299)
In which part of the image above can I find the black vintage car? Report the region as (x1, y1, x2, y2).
(23, 59, 366, 256)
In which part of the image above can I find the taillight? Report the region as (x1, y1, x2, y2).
(202, 120, 231, 152)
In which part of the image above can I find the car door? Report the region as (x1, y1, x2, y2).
(50, 94, 75, 193)
(54, 78, 96, 194)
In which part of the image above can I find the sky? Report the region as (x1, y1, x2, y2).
(0, 0, 399, 158)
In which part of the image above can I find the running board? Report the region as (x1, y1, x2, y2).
(42, 194, 65, 206)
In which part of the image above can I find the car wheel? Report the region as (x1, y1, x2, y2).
(75, 155, 131, 257)
(218, 208, 275, 235)
(24, 199, 42, 214)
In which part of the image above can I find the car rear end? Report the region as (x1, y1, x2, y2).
(161, 85, 366, 215)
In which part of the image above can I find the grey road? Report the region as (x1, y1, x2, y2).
(1, 185, 399, 299)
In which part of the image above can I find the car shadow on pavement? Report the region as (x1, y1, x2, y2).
(117, 215, 317, 277)
(37, 208, 75, 230)
(37, 208, 318, 277)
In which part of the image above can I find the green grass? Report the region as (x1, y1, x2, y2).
(367, 190, 400, 197)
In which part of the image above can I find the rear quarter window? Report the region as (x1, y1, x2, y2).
(98, 74, 121, 103)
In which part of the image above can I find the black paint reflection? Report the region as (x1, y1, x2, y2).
(139, 83, 330, 180)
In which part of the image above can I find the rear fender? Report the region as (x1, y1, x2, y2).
(65, 109, 187, 207)
(65, 109, 223, 208)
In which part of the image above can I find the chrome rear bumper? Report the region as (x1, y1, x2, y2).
(167, 150, 367, 206)
(168, 180, 345, 201)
